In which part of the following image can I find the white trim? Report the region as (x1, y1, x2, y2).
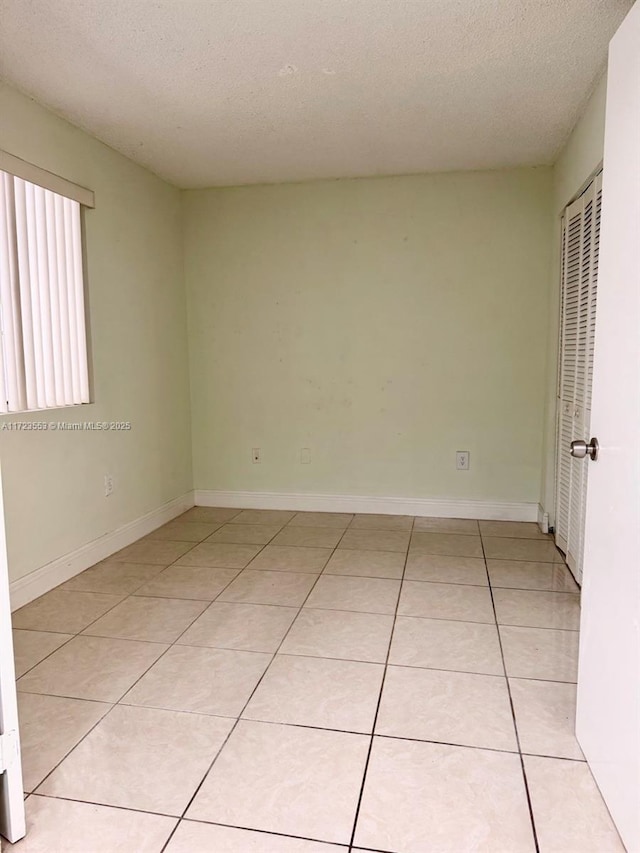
(0, 150, 95, 208)
(0, 461, 25, 842)
(8, 489, 540, 612)
(9, 491, 194, 611)
(537, 503, 550, 534)
(194, 489, 538, 521)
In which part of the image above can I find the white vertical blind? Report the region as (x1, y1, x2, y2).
(555, 172, 602, 583)
(0, 173, 26, 412)
(0, 170, 90, 413)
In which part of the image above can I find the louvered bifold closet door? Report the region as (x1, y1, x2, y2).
(555, 173, 602, 583)
(555, 198, 583, 556)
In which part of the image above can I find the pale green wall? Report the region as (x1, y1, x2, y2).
(540, 72, 607, 523)
(0, 83, 193, 583)
(184, 168, 553, 503)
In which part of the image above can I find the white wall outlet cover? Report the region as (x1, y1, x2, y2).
(300, 448, 311, 464)
(456, 451, 470, 470)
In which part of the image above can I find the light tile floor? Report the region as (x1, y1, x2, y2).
(8, 509, 625, 852)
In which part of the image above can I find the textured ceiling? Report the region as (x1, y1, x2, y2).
(0, 0, 633, 188)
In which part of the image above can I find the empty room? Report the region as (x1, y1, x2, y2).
(0, 1, 638, 851)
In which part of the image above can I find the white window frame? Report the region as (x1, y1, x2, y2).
(0, 152, 94, 414)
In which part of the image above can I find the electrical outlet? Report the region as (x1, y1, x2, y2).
(104, 473, 114, 497)
(456, 451, 470, 471)
(252, 448, 261, 463)
(300, 447, 311, 464)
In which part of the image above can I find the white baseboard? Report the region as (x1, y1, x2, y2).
(9, 491, 195, 611)
(9, 488, 540, 611)
(194, 489, 538, 522)
(537, 503, 550, 534)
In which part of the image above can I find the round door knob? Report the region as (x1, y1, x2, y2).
(570, 438, 599, 461)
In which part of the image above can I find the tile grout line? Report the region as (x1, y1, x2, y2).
(24, 515, 256, 801)
(14, 632, 79, 681)
(16, 595, 582, 629)
(17, 563, 188, 793)
(17, 636, 579, 687)
(135, 517, 291, 853)
(86, 598, 581, 631)
(172, 814, 352, 850)
(15, 511, 576, 848)
(346, 515, 415, 851)
(162, 518, 410, 849)
(27, 701, 115, 797)
(16, 511, 335, 820)
(158, 514, 357, 852)
(479, 529, 541, 853)
(18, 520, 404, 724)
(18, 690, 590, 762)
(26, 791, 179, 821)
(19, 578, 241, 692)
(19, 510, 272, 846)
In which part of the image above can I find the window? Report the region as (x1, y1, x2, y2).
(0, 169, 91, 413)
